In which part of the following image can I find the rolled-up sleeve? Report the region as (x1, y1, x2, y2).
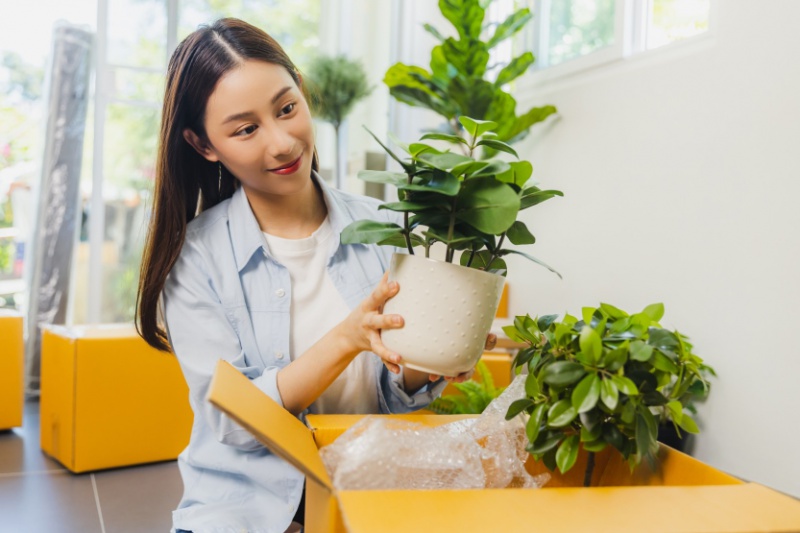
(375, 360, 447, 414)
(163, 242, 282, 452)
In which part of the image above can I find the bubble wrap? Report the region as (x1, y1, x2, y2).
(319, 375, 550, 490)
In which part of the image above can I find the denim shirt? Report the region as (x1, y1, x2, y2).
(162, 173, 446, 533)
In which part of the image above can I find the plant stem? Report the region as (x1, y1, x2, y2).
(466, 249, 476, 267)
(445, 196, 457, 263)
(583, 452, 596, 487)
(484, 233, 506, 271)
(403, 171, 414, 255)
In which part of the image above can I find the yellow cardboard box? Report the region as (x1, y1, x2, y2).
(208, 360, 800, 533)
(40, 325, 193, 472)
(0, 310, 24, 430)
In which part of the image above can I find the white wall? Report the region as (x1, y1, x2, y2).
(507, 0, 800, 497)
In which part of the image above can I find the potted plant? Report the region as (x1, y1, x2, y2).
(306, 54, 372, 189)
(385, 0, 556, 151)
(502, 302, 714, 486)
(341, 116, 562, 376)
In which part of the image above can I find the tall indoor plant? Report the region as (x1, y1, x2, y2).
(306, 54, 372, 189)
(503, 302, 715, 486)
(341, 116, 562, 376)
(385, 0, 556, 150)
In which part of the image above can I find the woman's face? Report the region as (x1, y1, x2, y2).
(190, 59, 315, 198)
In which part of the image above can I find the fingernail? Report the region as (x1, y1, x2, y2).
(393, 316, 402, 325)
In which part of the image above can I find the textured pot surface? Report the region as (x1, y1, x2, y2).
(381, 253, 504, 376)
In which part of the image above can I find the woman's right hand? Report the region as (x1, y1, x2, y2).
(335, 271, 405, 374)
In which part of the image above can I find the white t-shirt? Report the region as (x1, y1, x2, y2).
(263, 217, 379, 414)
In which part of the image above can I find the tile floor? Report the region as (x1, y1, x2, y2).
(0, 399, 183, 533)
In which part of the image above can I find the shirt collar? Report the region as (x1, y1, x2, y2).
(228, 169, 353, 272)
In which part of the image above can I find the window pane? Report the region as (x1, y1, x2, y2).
(547, 0, 615, 66)
(110, 67, 165, 103)
(98, 103, 159, 323)
(178, 0, 321, 70)
(107, 0, 167, 68)
(648, 0, 710, 50)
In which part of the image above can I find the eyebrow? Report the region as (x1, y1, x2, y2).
(221, 86, 294, 125)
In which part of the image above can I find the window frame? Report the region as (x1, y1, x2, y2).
(511, 0, 714, 92)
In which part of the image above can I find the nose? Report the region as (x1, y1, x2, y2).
(263, 123, 295, 161)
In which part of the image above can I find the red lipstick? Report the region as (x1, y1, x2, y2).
(269, 155, 302, 175)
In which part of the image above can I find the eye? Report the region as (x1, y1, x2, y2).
(235, 124, 257, 137)
(279, 102, 296, 116)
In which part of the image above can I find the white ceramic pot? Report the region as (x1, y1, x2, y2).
(381, 253, 505, 377)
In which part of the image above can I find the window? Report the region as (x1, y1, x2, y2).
(490, 0, 712, 82)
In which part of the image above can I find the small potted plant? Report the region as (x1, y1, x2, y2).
(502, 302, 714, 486)
(341, 116, 562, 376)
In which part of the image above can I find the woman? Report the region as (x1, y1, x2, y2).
(136, 18, 492, 533)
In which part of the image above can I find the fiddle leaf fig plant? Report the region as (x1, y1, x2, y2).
(385, 0, 557, 152)
(503, 303, 715, 486)
(341, 116, 563, 277)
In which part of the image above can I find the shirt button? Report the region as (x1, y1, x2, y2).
(275, 288, 285, 298)
(275, 351, 284, 360)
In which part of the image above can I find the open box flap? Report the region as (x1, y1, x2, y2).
(336, 484, 800, 533)
(206, 360, 332, 491)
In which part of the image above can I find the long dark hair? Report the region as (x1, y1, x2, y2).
(136, 18, 319, 351)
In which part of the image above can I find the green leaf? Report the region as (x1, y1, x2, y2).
(555, 434, 579, 473)
(455, 177, 520, 234)
(461, 250, 507, 273)
(451, 160, 491, 178)
(635, 413, 656, 459)
(572, 373, 601, 413)
(468, 159, 511, 178)
(610, 375, 639, 396)
(580, 424, 601, 442)
(579, 409, 602, 433)
(399, 169, 460, 196)
(505, 105, 558, 141)
(357, 170, 409, 186)
(599, 303, 629, 319)
(505, 220, 535, 245)
(420, 132, 469, 145)
(530, 430, 563, 455)
(495, 51, 535, 86)
(496, 160, 533, 188)
(519, 187, 564, 209)
(415, 151, 473, 173)
(525, 372, 541, 398)
(604, 344, 628, 372)
(643, 303, 665, 322)
(600, 378, 619, 410)
(502, 250, 562, 279)
(341, 220, 403, 245)
(547, 399, 578, 428)
(677, 414, 700, 434)
(378, 200, 431, 212)
(422, 23, 446, 42)
(376, 232, 425, 248)
(581, 307, 595, 326)
(652, 351, 680, 374)
(621, 401, 635, 424)
(487, 8, 533, 48)
(648, 328, 680, 350)
(542, 361, 586, 386)
(458, 116, 498, 139)
(579, 326, 602, 364)
(583, 439, 608, 453)
(440, 0, 484, 41)
(629, 340, 654, 362)
(538, 314, 559, 331)
(603, 424, 625, 452)
(476, 139, 518, 158)
(666, 400, 683, 422)
(526, 403, 546, 443)
(505, 398, 534, 420)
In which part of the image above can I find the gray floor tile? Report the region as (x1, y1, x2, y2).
(0, 400, 65, 474)
(0, 472, 102, 533)
(94, 461, 183, 533)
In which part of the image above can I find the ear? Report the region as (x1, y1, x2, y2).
(183, 128, 219, 162)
